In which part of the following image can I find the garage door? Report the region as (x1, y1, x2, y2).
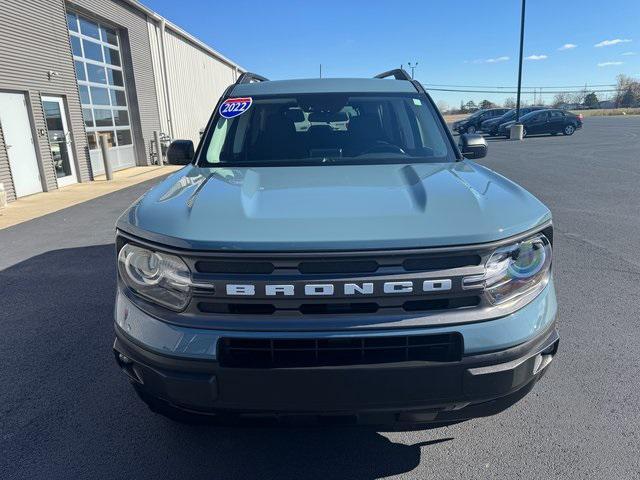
(67, 11, 136, 174)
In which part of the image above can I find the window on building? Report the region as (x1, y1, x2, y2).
(100, 27, 118, 46)
(83, 108, 94, 128)
(94, 109, 113, 127)
(74, 61, 86, 81)
(79, 18, 100, 39)
(69, 12, 132, 151)
(103, 47, 121, 66)
(78, 85, 91, 105)
(70, 36, 82, 57)
(86, 64, 107, 84)
(67, 13, 79, 32)
(113, 110, 129, 127)
(90, 87, 110, 105)
(116, 130, 133, 146)
(107, 68, 123, 87)
(82, 39, 103, 62)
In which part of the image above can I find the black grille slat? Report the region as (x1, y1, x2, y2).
(218, 333, 463, 368)
(197, 297, 480, 315)
(195, 261, 275, 274)
(403, 254, 481, 271)
(298, 260, 379, 274)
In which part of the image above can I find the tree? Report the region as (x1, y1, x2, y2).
(552, 93, 569, 107)
(464, 100, 478, 111)
(503, 97, 516, 108)
(615, 74, 640, 107)
(570, 88, 588, 106)
(620, 89, 637, 107)
(479, 99, 496, 109)
(583, 92, 599, 108)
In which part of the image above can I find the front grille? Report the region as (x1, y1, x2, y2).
(218, 333, 463, 368)
(187, 247, 489, 319)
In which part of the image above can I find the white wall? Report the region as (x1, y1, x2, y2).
(148, 20, 240, 144)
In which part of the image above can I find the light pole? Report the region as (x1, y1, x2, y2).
(511, 0, 526, 140)
(407, 62, 418, 79)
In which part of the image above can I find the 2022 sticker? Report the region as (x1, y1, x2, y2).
(219, 97, 253, 119)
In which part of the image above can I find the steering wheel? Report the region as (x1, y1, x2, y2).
(360, 141, 406, 156)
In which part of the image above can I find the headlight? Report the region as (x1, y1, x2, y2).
(117, 243, 191, 311)
(484, 233, 552, 305)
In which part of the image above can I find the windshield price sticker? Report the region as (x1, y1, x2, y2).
(219, 97, 253, 118)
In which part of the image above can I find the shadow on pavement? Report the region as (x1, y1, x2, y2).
(0, 245, 455, 480)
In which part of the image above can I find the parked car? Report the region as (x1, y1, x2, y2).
(452, 108, 509, 134)
(502, 109, 583, 138)
(113, 69, 558, 427)
(482, 106, 545, 136)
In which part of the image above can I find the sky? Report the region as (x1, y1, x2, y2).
(142, 0, 640, 109)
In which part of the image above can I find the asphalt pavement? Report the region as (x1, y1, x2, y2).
(1, 116, 639, 479)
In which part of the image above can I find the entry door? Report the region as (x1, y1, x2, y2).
(527, 112, 548, 135)
(42, 96, 77, 187)
(548, 111, 565, 133)
(0, 92, 42, 197)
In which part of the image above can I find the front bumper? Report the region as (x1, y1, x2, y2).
(113, 282, 558, 423)
(114, 324, 558, 423)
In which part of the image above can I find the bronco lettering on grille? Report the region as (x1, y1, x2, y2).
(225, 280, 452, 297)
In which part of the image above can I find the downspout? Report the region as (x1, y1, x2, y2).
(157, 18, 175, 139)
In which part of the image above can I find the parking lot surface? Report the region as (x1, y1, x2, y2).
(1, 116, 639, 479)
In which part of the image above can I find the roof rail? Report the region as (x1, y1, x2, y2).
(374, 69, 413, 81)
(236, 72, 269, 84)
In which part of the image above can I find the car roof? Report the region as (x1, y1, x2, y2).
(231, 78, 419, 96)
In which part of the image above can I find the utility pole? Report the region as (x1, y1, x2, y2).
(319, 64, 322, 78)
(515, 0, 526, 121)
(407, 62, 418, 79)
(511, 0, 526, 140)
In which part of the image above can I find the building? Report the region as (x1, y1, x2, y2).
(0, 0, 244, 203)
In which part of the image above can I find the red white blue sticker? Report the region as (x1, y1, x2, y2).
(219, 97, 252, 118)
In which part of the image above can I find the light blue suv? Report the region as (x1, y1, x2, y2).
(113, 69, 558, 426)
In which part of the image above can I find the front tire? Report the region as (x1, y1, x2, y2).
(564, 124, 576, 135)
(466, 125, 476, 134)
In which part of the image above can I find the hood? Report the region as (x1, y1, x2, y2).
(118, 162, 550, 251)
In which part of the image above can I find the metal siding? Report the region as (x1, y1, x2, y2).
(161, 28, 238, 144)
(147, 21, 170, 136)
(0, 0, 91, 196)
(68, 0, 162, 165)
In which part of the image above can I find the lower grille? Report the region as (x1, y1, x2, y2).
(218, 333, 463, 368)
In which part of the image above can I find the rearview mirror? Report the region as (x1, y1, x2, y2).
(458, 134, 487, 159)
(167, 140, 194, 165)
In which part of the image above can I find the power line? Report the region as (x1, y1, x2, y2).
(422, 83, 616, 89)
(425, 87, 618, 94)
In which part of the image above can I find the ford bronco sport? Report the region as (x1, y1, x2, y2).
(113, 69, 558, 426)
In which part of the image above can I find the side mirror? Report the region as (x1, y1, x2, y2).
(458, 133, 487, 159)
(167, 140, 194, 165)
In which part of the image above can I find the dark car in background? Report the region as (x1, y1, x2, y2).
(482, 106, 545, 136)
(452, 108, 509, 134)
(501, 109, 583, 138)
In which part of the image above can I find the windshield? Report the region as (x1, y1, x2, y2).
(500, 110, 517, 121)
(198, 93, 454, 166)
(520, 110, 546, 121)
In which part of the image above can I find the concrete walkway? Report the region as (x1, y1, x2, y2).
(0, 165, 180, 230)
